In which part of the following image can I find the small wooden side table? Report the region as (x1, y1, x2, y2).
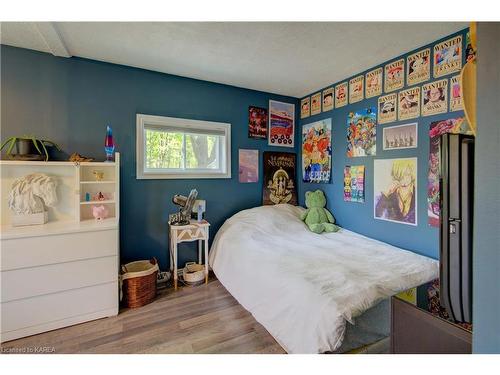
(169, 219, 210, 290)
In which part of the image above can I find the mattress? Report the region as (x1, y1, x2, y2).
(209, 204, 438, 353)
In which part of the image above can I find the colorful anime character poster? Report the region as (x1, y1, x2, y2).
(311, 92, 322, 115)
(322, 87, 334, 112)
(346, 107, 377, 157)
(427, 118, 470, 227)
(450, 75, 464, 112)
(384, 59, 405, 92)
(335, 82, 348, 108)
(465, 31, 475, 62)
(262, 152, 297, 206)
(343, 165, 365, 203)
(248, 106, 268, 139)
(383, 123, 418, 150)
(238, 149, 259, 183)
(422, 79, 448, 116)
(398, 87, 421, 121)
(365, 67, 382, 98)
(374, 158, 417, 226)
(407, 48, 430, 86)
(300, 97, 310, 119)
(378, 93, 397, 124)
(302, 119, 332, 183)
(433, 35, 462, 78)
(268, 100, 295, 147)
(349, 75, 364, 103)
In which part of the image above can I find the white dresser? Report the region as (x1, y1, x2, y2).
(0, 154, 120, 342)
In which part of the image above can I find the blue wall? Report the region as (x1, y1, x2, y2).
(0, 45, 299, 269)
(298, 29, 468, 259)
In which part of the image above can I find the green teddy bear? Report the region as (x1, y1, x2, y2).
(300, 190, 340, 234)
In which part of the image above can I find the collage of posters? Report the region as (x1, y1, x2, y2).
(262, 152, 297, 206)
(322, 87, 334, 112)
(311, 92, 322, 116)
(238, 149, 259, 183)
(422, 79, 448, 116)
(374, 158, 417, 226)
(365, 67, 383, 98)
(406, 48, 430, 86)
(349, 75, 364, 103)
(377, 93, 397, 124)
(384, 58, 405, 92)
(343, 165, 365, 203)
(248, 106, 268, 139)
(302, 119, 332, 183)
(398, 87, 421, 120)
(346, 107, 377, 157)
(433, 35, 463, 78)
(300, 97, 310, 119)
(450, 75, 464, 111)
(268, 100, 295, 147)
(335, 82, 348, 108)
(383, 123, 418, 151)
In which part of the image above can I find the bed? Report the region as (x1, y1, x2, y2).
(209, 204, 438, 354)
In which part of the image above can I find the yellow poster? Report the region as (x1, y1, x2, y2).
(335, 82, 348, 108)
(377, 93, 397, 124)
(365, 67, 382, 98)
(450, 75, 464, 112)
(310, 92, 321, 115)
(433, 35, 463, 78)
(384, 58, 405, 92)
(422, 79, 448, 116)
(398, 87, 421, 120)
(349, 75, 364, 103)
(300, 97, 310, 119)
(407, 48, 430, 86)
(322, 87, 334, 112)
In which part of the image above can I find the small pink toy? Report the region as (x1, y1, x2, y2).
(91, 205, 109, 221)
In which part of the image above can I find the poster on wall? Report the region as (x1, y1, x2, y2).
(383, 123, 418, 151)
(450, 75, 464, 112)
(335, 82, 348, 108)
(302, 119, 332, 183)
(374, 158, 417, 226)
(262, 151, 297, 206)
(343, 165, 365, 203)
(427, 118, 471, 227)
(300, 97, 310, 119)
(406, 48, 430, 86)
(365, 67, 383, 98)
(268, 100, 295, 147)
(239, 149, 259, 183)
(322, 87, 334, 112)
(248, 106, 268, 139)
(384, 58, 405, 92)
(311, 92, 322, 115)
(433, 35, 463, 78)
(346, 107, 377, 157)
(465, 31, 475, 62)
(422, 79, 448, 116)
(398, 87, 421, 120)
(349, 75, 364, 103)
(377, 93, 397, 124)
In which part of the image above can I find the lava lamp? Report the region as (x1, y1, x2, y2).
(104, 125, 115, 162)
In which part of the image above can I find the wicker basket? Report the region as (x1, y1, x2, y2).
(121, 258, 159, 308)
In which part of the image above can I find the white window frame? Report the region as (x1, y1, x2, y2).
(136, 114, 231, 179)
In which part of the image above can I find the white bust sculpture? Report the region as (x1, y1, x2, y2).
(8, 173, 58, 215)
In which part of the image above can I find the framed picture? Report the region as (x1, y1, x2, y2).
(406, 48, 430, 86)
(268, 100, 295, 147)
(365, 67, 382, 98)
(322, 87, 334, 112)
(377, 93, 397, 124)
(248, 106, 267, 139)
(450, 75, 464, 112)
(398, 87, 421, 121)
(374, 158, 417, 226)
(433, 35, 463, 78)
(262, 151, 297, 205)
(343, 165, 365, 203)
(346, 107, 377, 157)
(383, 123, 418, 151)
(349, 75, 364, 103)
(384, 58, 405, 92)
(422, 79, 448, 116)
(302, 119, 332, 183)
(335, 82, 348, 108)
(300, 97, 310, 119)
(311, 92, 321, 115)
(239, 149, 259, 183)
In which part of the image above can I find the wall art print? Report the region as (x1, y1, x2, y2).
(268, 100, 295, 147)
(302, 119, 332, 183)
(346, 107, 377, 157)
(263, 151, 297, 206)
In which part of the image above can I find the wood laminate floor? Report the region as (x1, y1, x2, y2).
(1, 277, 286, 354)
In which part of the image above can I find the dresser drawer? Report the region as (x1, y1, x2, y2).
(1, 229, 118, 271)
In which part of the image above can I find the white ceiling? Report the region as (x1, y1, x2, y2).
(0, 22, 467, 98)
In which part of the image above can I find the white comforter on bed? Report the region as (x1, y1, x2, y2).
(209, 204, 438, 353)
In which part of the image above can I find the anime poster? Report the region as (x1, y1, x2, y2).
(238, 149, 259, 183)
(302, 119, 332, 183)
(322, 87, 334, 112)
(384, 59, 405, 92)
(383, 123, 418, 151)
(335, 82, 348, 108)
(433, 35, 463, 78)
(248, 106, 268, 139)
(465, 31, 475, 62)
(427, 118, 471, 227)
(346, 107, 377, 157)
(349, 75, 364, 103)
(407, 48, 430, 86)
(450, 75, 464, 112)
(262, 152, 297, 206)
(398, 87, 421, 121)
(311, 92, 322, 115)
(300, 97, 310, 119)
(378, 93, 397, 124)
(365, 67, 382, 98)
(343, 165, 365, 203)
(422, 79, 448, 116)
(374, 158, 417, 226)
(268, 100, 295, 147)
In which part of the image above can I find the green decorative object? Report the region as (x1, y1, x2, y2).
(0, 136, 61, 161)
(300, 189, 339, 234)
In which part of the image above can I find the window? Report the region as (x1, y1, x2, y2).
(136, 114, 231, 179)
